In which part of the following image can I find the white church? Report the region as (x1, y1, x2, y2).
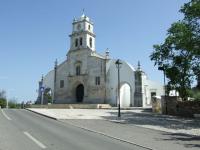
(36, 13, 164, 107)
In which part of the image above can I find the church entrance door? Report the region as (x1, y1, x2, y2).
(76, 84, 84, 102)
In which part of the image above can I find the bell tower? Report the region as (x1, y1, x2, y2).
(69, 13, 96, 51)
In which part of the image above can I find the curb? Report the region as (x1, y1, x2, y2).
(108, 119, 127, 124)
(25, 108, 58, 120)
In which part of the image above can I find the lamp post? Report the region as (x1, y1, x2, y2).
(115, 59, 122, 118)
(158, 65, 167, 114)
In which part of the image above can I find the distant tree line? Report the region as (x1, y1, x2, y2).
(0, 90, 6, 108)
(0, 90, 25, 108)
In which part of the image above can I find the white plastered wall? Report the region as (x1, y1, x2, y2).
(142, 74, 164, 107)
(106, 59, 135, 107)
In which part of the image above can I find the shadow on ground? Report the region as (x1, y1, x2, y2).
(101, 111, 200, 149)
(103, 111, 200, 130)
(102, 111, 200, 130)
(160, 133, 200, 148)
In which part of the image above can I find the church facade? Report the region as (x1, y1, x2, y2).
(36, 14, 164, 107)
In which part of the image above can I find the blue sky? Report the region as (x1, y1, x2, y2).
(0, 0, 189, 102)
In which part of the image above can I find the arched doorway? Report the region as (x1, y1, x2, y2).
(120, 83, 131, 107)
(76, 84, 84, 102)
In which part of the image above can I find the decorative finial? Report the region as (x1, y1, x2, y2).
(81, 8, 85, 17)
(54, 59, 58, 70)
(81, 8, 87, 19)
(54, 59, 58, 68)
(82, 8, 85, 15)
(137, 61, 141, 71)
(105, 48, 110, 59)
(41, 75, 44, 81)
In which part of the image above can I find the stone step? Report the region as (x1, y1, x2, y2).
(29, 104, 112, 109)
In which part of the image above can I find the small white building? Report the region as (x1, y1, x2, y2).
(36, 14, 164, 107)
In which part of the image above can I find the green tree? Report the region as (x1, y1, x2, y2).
(44, 92, 52, 103)
(8, 98, 23, 109)
(189, 88, 200, 101)
(0, 98, 6, 108)
(150, 0, 200, 100)
(8, 99, 17, 108)
(0, 90, 7, 108)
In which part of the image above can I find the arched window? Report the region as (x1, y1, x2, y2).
(88, 25, 91, 30)
(76, 66, 81, 76)
(89, 37, 92, 48)
(75, 38, 78, 47)
(80, 37, 82, 46)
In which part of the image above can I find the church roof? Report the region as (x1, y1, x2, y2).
(126, 61, 136, 71)
(106, 59, 136, 74)
(91, 51, 105, 59)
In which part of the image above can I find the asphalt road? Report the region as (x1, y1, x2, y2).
(0, 109, 148, 150)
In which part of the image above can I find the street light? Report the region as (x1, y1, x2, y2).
(115, 59, 122, 118)
(158, 65, 167, 114)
